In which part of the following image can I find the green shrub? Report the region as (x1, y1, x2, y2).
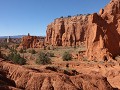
(8, 52, 26, 65)
(68, 15, 71, 18)
(36, 52, 51, 65)
(31, 49, 36, 54)
(18, 57, 26, 65)
(29, 49, 36, 54)
(62, 52, 72, 61)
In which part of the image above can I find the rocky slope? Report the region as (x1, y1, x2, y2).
(0, 59, 114, 90)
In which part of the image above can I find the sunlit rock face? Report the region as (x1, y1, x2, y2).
(46, 0, 120, 61)
(19, 35, 45, 49)
(86, 0, 120, 60)
(45, 15, 89, 47)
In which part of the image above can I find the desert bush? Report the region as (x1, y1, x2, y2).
(36, 52, 51, 65)
(62, 51, 72, 61)
(31, 49, 36, 54)
(68, 15, 71, 18)
(29, 49, 36, 54)
(8, 52, 26, 65)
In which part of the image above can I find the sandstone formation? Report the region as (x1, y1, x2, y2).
(45, 15, 89, 46)
(19, 35, 45, 49)
(0, 60, 114, 90)
(45, 0, 120, 61)
(86, 0, 120, 60)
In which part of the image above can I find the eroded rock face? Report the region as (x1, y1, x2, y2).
(19, 36, 45, 49)
(86, 0, 120, 60)
(45, 0, 120, 60)
(0, 60, 114, 90)
(45, 15, 89, 46)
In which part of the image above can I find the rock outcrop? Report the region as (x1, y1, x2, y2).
(45, 15, 89, 46)
(45, 0, 120, 61)
(19, 35, 45, 49)
(86, 0, 120, 60)
(0, 60, 114, 90)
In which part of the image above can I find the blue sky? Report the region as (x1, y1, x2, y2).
(0, 0, 110, 36)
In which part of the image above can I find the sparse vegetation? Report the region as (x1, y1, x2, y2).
(36, 52, 51, 65)
(7, 47, 26, 65)
(29, 49, 36, 54)
(8, 52, 26, 65)
(62, 51, 72, 61)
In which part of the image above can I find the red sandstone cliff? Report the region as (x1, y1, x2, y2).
(45, 15, 89, 46)
(86, 0, 120, 60)
(19, 0, 120, 61)
(45, 0, 120, 60)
